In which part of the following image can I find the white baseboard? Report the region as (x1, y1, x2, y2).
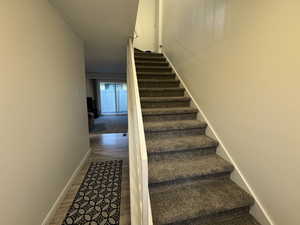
(41, 148, 91, 225)
(163, 52, 275, 225)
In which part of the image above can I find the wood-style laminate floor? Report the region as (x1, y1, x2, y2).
(48, 133, 130, 225)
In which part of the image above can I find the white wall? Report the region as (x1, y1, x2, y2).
(0, 1, 89, 224)
(162, 1, 300, 225)
(134, 0, 157, 51)
(87, 73, 127, 82)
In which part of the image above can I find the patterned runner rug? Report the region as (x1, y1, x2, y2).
(62, 160, 123, 225)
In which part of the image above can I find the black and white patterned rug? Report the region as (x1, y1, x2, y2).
(62, 160, 123, 225)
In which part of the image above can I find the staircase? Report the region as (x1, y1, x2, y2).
(134, 49, 261, 225)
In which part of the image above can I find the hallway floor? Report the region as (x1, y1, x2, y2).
(49, 133, 130, 225)
(92, 115, 128, 134)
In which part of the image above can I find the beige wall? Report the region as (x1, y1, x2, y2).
(86, 79, 95, 98)
(134, 0, 156, 51)
(162, 1, 300, 225)
(0, 1, 89, 224)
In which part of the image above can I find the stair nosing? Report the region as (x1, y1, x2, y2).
(136, 60, 168, 64)
(138, 79, 179, 83)
(141, 96, 190, 103)
(146, 135, 218, 154)
(144, 120, 206, 132)
(135, 53, 163, 56)
(136, 65, 170, 67)
(142, 107, 198, 115)
(135, 56, 166, 60)
(137, 71, 175, 75)
(139, 87, 185, 91)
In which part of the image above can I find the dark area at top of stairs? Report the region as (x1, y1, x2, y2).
(134, 50, 261, 225)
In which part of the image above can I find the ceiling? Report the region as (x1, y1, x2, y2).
(50, 0, 139, 74)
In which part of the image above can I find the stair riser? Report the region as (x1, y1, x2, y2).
(136, 67, 173, 73)
(136, 62, 169, 67)
(135, 57, 166, 62)
(135, 53, 163, 58)
(140, 90, 184, 97)
(141, 101, 190, 108)
(148, 147, 217, 159)
(143, 113, 197, 122)
(138, 74, 176, 80)
(165, 207, 252, 225)
(145, 128, 206, 139)
(138, 81, 180, 88)
(149, 173, 231, 189)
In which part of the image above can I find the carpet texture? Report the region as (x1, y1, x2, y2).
(134, 50, 261, 225)
(62, 160, 123, 225)
(92, 115, 128, 134)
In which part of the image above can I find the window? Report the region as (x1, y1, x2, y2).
(100, 82, 128, 114)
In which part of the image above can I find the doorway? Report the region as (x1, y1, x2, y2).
(91, 81, 128, 134)
(100, 82, 128, 114)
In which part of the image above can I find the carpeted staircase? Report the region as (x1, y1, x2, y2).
(134, 49, 261, 225)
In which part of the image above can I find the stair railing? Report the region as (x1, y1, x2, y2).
(127, 38, 153, 225)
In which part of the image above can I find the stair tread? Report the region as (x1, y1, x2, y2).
(150, 179, 254, 225)
(136, 65, 171, 69)
(197, 214, 260, 225)
(149, 154, 233, 185)
(139, 87, 184, 91)
(137, 71, 175, 75)
(142, 107, 198, 115)
(141, 96, 190, 103)
(146, 135, 218, 154)
(144, 120, 206, 131)
(136, 60, 168, 64)
(134, 48, 143, 52)
(164, 213, 260, 225)
(135, 52, 163, 57)
(135, 56, 166, 61)
(138, 79, 179, 83)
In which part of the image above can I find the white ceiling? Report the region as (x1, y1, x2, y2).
(50, 0, 139, 74)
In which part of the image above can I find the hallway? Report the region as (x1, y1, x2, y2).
(49, 133, 130, 225)
(92, 115, 128, 134)
(2, 1, 299, 224)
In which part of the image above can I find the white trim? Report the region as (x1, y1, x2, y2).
(41, 148, 91, 225)
(158, 0, 163, 53)
(127, 39, 153, 225)
(155, 0, 163, 53)
(163, 52, 274, 225)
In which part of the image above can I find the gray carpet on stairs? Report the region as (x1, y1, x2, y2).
(135, 51, 260, 225)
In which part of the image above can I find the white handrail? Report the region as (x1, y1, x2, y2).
(127, 38, 153, 225)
